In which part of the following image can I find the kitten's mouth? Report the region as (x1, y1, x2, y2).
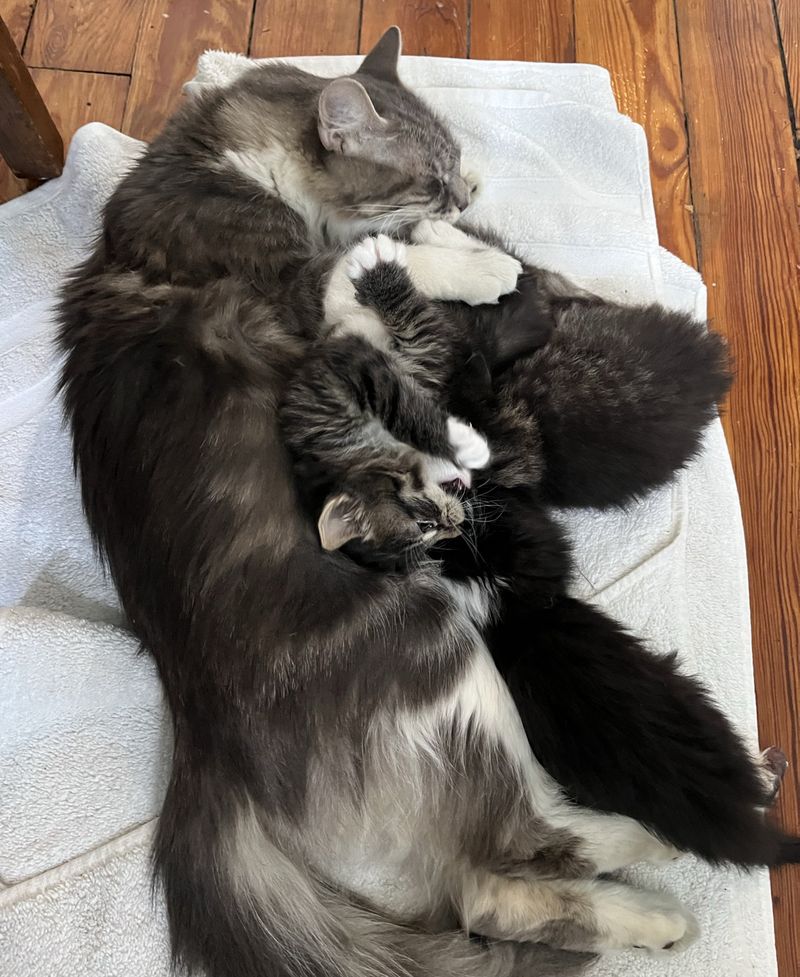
(441, 475, 469, 494)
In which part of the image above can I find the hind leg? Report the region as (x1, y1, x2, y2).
(460, 871, 698, 955)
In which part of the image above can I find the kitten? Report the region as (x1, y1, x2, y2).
(59, 27, 698, 977)
(289, 213, 800, 869)
(282, 232, 525, 570)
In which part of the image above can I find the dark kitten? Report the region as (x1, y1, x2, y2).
(439, 291, 800, 867)
(294, 215, 799, 869)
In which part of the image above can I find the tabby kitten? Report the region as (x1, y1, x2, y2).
(282, 231, 539, 568)
(320, 221, 800, 868)
(283, 183, 800, 868)
(59, 27, 700, 977)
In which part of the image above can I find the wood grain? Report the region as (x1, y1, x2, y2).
(250, 0, 360, 58)
(776, 0, 800, 124)
(0, 64, 129, 202)
(26, 0, 144, 72)
(470, 0, 574, 62)
(123, 0, 253, 142)
(0, 0, 36, 49)
(360, 0, 467, 57)
(574, 0, 696, 266)
(675, 3, 800, 974)
(0, 13, 62, 178)
(30, 66, 129, 137)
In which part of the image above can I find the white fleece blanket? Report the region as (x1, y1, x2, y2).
(0, 53, 776, 977)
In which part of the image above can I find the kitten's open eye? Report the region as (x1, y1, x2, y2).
(417, 521, 437, 533)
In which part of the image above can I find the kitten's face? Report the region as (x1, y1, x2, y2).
(317, 468, 464, 571)
(316, 29, 473, 229)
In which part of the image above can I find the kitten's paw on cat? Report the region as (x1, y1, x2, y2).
(346, 234, 407, 280)
(592, 885, 698, 954)
(447, 417, 491, 472)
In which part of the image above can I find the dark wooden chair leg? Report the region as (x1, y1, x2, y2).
(0, 14, 63, 181)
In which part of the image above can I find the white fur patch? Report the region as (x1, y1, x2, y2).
(446, 417, 490, 471)
(587, 881, 698, 952)
(225, 147, 325, 237)
(403, 243, 522, 306)
(323, 255, 389, 347)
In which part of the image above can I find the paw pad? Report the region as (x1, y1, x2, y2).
(346, 234, 407, 282)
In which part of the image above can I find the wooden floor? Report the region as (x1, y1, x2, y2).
(2, 0, 799, 970)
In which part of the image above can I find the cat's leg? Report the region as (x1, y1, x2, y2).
(459, 870, 698, 954)
(490, 590, 795, 867)
(401, 221, 522, 306)
(323, 228, 522, 345)
(344, 235, 492, 483)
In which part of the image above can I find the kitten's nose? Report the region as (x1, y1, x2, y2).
(451, 175, 471, 213)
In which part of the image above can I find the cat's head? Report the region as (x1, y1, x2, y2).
(314, 28, 474, 228)
(316, 463, 465, 571)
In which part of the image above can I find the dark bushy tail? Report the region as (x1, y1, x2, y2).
(506, 301, 732, 509)
(491, 594, 798, 868)
(154, 738, 594, 977)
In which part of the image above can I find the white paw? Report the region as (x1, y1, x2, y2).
(346, 234, 407, 281)
(447, 417, 490, 471)
(412, 219, 481, 251)
(593, 886, 698, 954)
(452, 250, 523, 306)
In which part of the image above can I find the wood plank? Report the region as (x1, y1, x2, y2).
(574, 0, 696, 266)
(250, 0, 360, 58)
(29, 66, 129, 137)
(0, 0, 36, 49)
(26, 0, 144, 73)
(0, 66, 129, 203)
(674, 3, 800, 975)
(360, 0, 467, 58)
(776, 0, 800, 126)
(0, 13, 62, 178)
(470, 0, 574, 62)
(123, 0, 253, 143)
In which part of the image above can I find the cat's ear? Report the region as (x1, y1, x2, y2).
(318, 493, 366, 551)
(357, 26, 402, 84)
(318, 78, 389, 155)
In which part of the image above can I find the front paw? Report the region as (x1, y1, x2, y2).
(449, 250, 523, 306)
(346, 234, 407, 279)
(447, 417, 491, 471)
(346, 235, 413, 311)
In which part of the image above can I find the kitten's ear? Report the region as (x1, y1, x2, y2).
(318, 494, 366, 551)
(357, 26, 402, 84)
(318, 78, 388, 155)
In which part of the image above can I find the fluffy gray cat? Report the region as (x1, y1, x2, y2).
(58, 27, 706, 977)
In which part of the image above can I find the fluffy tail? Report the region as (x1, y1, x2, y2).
(154, 745, 593, 977)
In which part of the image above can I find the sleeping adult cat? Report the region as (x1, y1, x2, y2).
(58, 28, 700, 977)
